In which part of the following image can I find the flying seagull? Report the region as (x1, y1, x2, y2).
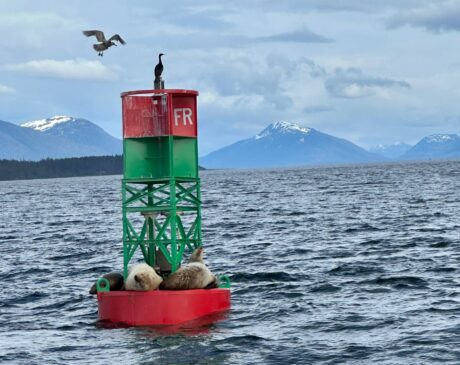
(154, 53, 165, 89)
(83, 30, 126, 56)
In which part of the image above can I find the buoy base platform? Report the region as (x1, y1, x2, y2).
(97, 288, 231, 326)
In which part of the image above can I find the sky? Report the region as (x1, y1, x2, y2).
(1, 0, 460, 155)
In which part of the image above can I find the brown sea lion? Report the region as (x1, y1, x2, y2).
(160, 247, 218, 290)
(125, 263, 163, 291)
(89, 272, 124, 294)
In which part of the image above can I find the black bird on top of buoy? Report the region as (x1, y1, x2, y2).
(155, 53, 165, 79)
(154, 53, 165, 89)
(83, 30, 126, 56)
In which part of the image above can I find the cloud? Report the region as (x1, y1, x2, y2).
(300, 59, 328, 78)
(200, 55, 294, 110)
(266, 55, 327, 78)
(325, 68, 411, 99)
(256, 29, 333, 43)
(0, 84, 14, 93)
(386, 1, 460, 32)
(4, 59, 119, 81)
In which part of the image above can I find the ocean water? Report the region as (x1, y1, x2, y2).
(0, 160, 459, 364)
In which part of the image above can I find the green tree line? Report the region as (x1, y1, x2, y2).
(0, 155, 123, 181)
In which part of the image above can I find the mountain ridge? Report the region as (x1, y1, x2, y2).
(369, 142, 412, 159)
(402, 133, 460, 160)
(0, 116, 121, 160)
(2, 116, 459, 165)
(200, 121, 385, 168)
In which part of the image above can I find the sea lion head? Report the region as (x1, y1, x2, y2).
(189, 247, 204, 263)
(134, 273, 148, 290)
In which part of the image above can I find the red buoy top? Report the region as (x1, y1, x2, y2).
(121, 89, 199, 138)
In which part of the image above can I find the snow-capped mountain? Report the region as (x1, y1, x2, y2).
(21, 115, 74, 131)
(200, 121, 384, 168)
(0, 116, 121, 161)
(254, 121, 312, 139)
(21, 116, 121, 155)
(369, 142, 412, 159)
(402, 134, 460, 160)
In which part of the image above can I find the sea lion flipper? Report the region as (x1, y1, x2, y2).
(204, 276, 218, 289)
(89, 284, 97, 295)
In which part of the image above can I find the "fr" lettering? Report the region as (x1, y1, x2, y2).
(174, 108, 193, 126)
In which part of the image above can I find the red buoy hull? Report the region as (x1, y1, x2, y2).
(97, 289, 231, 326)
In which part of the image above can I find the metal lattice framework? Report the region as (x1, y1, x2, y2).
(122, 178, 202, 278)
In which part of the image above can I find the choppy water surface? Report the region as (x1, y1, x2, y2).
(1, 161, 460, 364)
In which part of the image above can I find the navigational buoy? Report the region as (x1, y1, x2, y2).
(95, 88, 231, 326)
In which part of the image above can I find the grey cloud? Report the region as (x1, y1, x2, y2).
(204, 55, 332, 110)
(199, 55, 294, 110)
(300, 58, 328, 78)
(135, 28, 331, 52)
(386, 1, 460, 32)
(255, 29, 333, 44)
(325, 68, 410, 99)
(266, 55, 327, 78)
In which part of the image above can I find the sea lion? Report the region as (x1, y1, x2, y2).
(125, 263, 163, 291)
(89, 272, 124, 294)
(160, 247, 218, 290)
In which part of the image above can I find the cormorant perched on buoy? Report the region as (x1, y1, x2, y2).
(83, 30, 126, 56)
(154, 53, 165, 89)
(155, 53, 164, 78)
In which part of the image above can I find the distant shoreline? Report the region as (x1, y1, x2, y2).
(0, 155, 458, 182)
(0, 155, 123, 181)
(0, 155, 207, 182)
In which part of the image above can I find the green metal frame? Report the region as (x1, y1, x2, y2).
(121, 178, 202, 279)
